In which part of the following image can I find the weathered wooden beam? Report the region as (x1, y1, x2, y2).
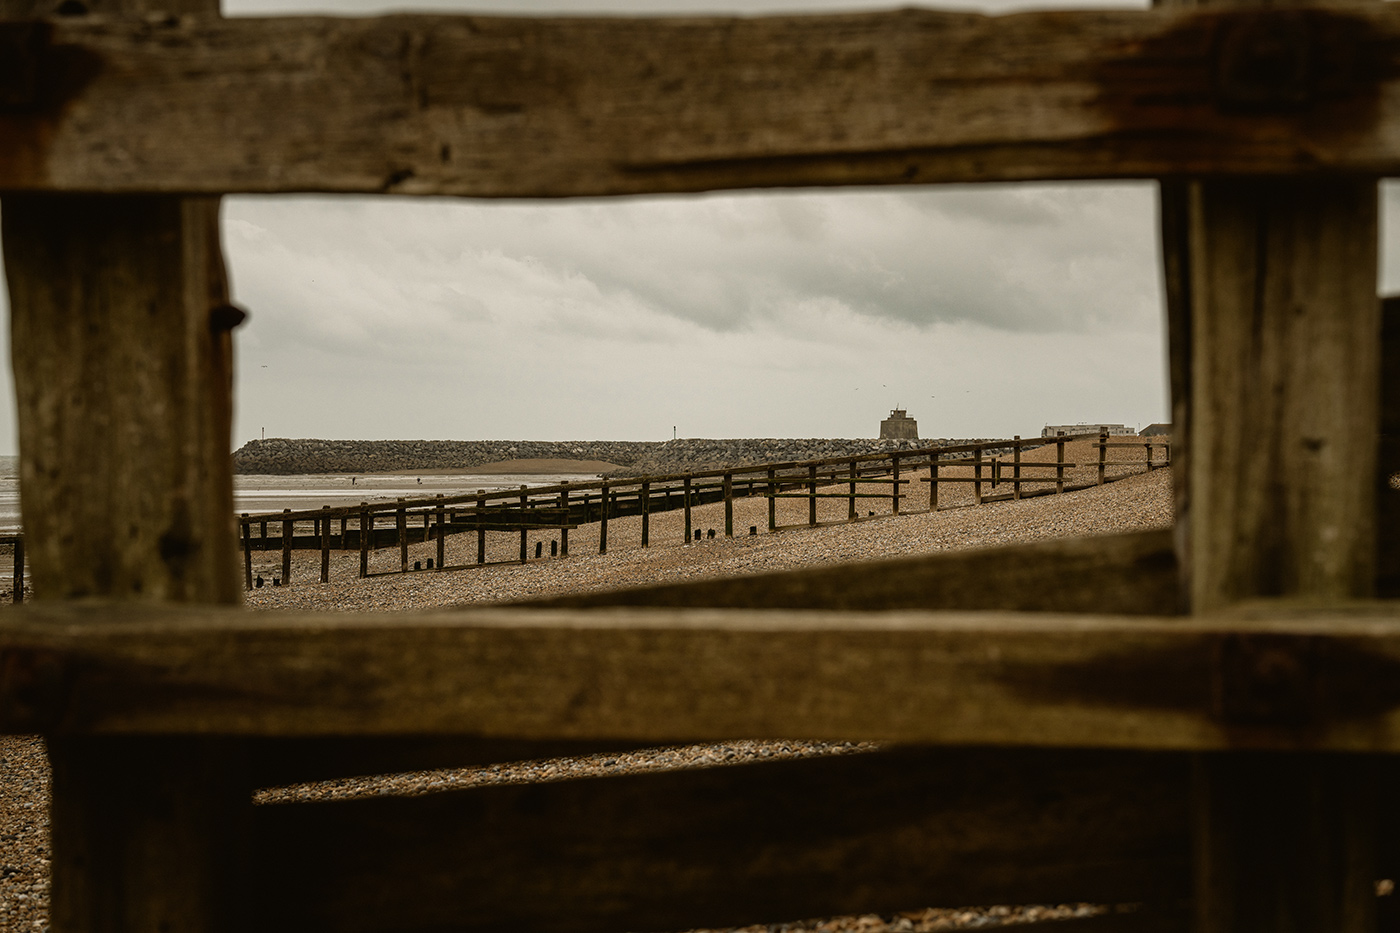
(1163, 0, 1384, 909)
(1188, 179, 1379, 611)
(5, 6, 1400, 196)
(3, 195, 240, 600)
(250, 746, 1192, 933)
(3, 24, 247, 919)
(8, 600, 1400, 750)
(522, 529, 1178, 615)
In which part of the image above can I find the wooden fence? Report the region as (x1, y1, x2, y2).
(0, 1, 1390, 930)
(238, 431, 1169, 588)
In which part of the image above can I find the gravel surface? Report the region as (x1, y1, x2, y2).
(0, 441, 1172, 932)
(0, 737, 49, 933)
(245, 439, 1171, 612)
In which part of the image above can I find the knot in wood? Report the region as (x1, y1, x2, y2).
(1213, 633, 1319, 729)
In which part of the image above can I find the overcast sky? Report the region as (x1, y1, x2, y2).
(5, 0, 1400, 452)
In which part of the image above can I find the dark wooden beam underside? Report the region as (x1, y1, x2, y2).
(519, 528, 1178, 614)
(251, 745, 1193, 933)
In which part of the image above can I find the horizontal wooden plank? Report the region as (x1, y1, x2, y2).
(4, 6, 1400, 196)
(251, 746, 1192, 933)
(9, 594, 1400, 749)
(525, 529, 1180, 615)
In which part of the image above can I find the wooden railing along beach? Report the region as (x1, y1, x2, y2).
(236, 430, 1170, 589)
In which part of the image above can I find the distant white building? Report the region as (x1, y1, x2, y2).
(1041, 423, 1136, 438)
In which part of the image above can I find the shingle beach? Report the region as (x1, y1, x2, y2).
(0, 438, 1173, 932)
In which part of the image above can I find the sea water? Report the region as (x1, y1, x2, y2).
(0, 458, 605, 530)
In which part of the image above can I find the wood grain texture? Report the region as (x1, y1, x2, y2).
(5, 5, 1400, 196)
(3, 195, 241, 601)
(2, 0, 249, 914)
(520, 529, 1179, 615)
(250, 746, 1192, 933)
(7, 601, 1400, 750)
(1187, 178, 1380, 611)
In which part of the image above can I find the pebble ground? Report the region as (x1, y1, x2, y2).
(1, 439, 1172, 932)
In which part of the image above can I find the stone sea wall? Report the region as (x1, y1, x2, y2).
(232, 437, 1001, 476)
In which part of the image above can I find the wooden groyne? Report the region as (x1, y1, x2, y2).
(238, 431, 1170, 589)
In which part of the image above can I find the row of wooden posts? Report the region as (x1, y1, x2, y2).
(238, 430, 1170, 590)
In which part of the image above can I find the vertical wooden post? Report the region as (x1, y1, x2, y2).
(640, 481, 650, 547)
(10, 537, 23, 603)
(396, 499, 408, 573)
(1187, 179, 1378, 610)
(4, 134, 248, 927)
(929, 453, 939, 512)
(1098, 429, 1108, 486)
(973, 448, 983, 505)
(848, 460, 857, 521)
(435, 496, 446, 569)
(891, 454, 901, 515)
(1013, 436, 1022, 500)
(1056, 433, 1066, 495)
(808, 464, 818, 526)
(599, 481, 609, 555)
(724, 472, 734, 537)
(555, 489, 569, 557)
(281, 509, 293, 584)
(260, 520, 267, 544)
(684, 476, 693, 543)
(359, 505, 370, 578)
(519, 488, 529, 564)
(1193, 753, 1378, 933)
(339, 515, 347, 544)
(319, 506, 330, 584)
(477, 491, 488, 565)
(1145, 441, 1154, 471)
(1168, 168, 1381, 928)
(240, 516, 252, 592)
(767, 469, 777, 532)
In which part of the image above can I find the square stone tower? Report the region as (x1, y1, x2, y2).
(879, 408, 919, 440)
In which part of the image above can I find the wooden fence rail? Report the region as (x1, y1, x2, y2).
(237, 431, 1168, 589)
(0, 2, 1382, 928)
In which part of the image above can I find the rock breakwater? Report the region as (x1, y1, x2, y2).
(232, 437, 998, 476)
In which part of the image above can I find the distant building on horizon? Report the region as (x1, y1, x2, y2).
(1139, 423, 1172, 437)
(880, 408, 919, 440)
(1041, 423, 1136, 438)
